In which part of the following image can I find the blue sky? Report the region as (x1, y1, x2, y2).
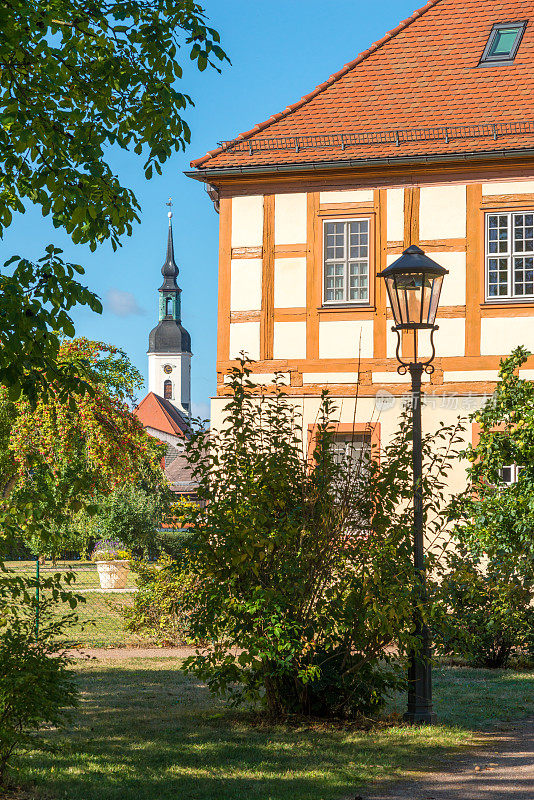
(3, 0, 421, 419)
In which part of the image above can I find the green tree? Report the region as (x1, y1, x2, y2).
(179, 360, 462, 719)
(454, 346, 534, 561)
(0, 338, 168, 558)
(0, 1, 228, 396)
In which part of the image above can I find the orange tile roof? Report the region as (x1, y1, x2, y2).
(190, 0, 534, 172)
(134, 392, 189, 438)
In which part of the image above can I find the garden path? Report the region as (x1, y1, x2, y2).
(362, 717, 534, 800)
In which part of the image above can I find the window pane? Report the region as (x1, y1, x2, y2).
(513, 214, 534, 253)
(488, 28, 520, 57)
(324, 220, 370, 304)
(488, 214, 509, 255)
(487, 257, 509, 296)
(513, 256, 534, 296)
(330, 433, 371, 466)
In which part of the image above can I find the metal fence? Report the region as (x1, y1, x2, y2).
(5, 559, 152, 648)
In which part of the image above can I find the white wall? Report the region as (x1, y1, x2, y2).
(481, 317, 534, 356)
(274, 257, 306, 308)
(386, 188, 404, 241)
(319, 319, 374, 359)
(231, 195, 263, 247)
(433, 252, 467, 306)
(273, 321, 307, 360)
(319, 189, 374, 203)
(229, 321, 260, 360)
(482, 180, 534, 195)
(274, 193, 307, 244)
(230, 258, 262, 311)
(419, 185, 466, 239)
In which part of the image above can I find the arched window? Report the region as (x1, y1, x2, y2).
(165, 297, 173, 316)
(163, 380, 172, 399)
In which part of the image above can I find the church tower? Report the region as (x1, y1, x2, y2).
(147, 209, 192, 417)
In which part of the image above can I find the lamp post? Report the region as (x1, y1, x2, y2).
(377, 244, 448, 725)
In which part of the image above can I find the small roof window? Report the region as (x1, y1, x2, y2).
(479, 21, 527, 65)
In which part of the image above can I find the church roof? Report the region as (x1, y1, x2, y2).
(148, 319, 191, 354)
(134, 392, 190, 438)
(190, 0, 534, 173)
(160, 213, 181, 293)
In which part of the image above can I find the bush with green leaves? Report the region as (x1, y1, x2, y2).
(453, 346, 534, 560)
(125, 555, 195, 645)
(0, 569, 80, 784)
(178, 360, 463, 719)
(432, 547, 534, 668)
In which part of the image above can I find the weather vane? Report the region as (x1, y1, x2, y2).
(166, 197, 173, 219)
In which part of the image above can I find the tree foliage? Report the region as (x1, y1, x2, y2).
(0, 338, 167, 557)
(0, 568, 80, 784)
(432, 546, 534, 668)
(0, 0, 228, 394)
(178, 360, 462, 719)
(454, 346, 534, 560)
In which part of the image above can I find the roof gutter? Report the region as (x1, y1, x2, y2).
(184, 146, 534, 182)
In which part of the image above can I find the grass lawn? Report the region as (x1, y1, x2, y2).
(6, 561, 150, 649)
(13, 658, 534, 800)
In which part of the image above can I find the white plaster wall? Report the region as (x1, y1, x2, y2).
(482, 180, 534, 195)
(430, 317, 465, 357)
(373, 371, 411, 384)
(419, 185, 467, 239)
(229, 321, 260, 360)
(432, 251, 466, 306)
(224, 372, 289, 385)
(520, 369, 534, 379)
(230, 258, 262, 311)
(443, 370, 499, 382)
(303, 372, 359, 384)
(274, 257, 306, 308)
(386, 188, 404, 241)
(274, 193, 307, 245)
(319, 189, 374, 203)
(319, 319, 374, 359)
(481, 317, 534, 356)
(231, 195, 263, 247)
(273, 321, 307, 360)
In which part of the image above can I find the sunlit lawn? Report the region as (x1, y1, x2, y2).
(6, 562, 150, 648)
(14, 658, 534, 800)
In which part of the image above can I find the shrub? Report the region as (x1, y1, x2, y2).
(178, 359, 462, 719)
(125, 555, 194, 645)
(433, 547, 534, 668)
(0, 570, 79, 784)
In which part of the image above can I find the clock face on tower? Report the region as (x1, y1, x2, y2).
(163, 364, 173, 374)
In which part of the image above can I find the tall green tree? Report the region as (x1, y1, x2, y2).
(0, 1, 228, 397)
(0, 338, 168, 557)
(454, 346, 534, 560)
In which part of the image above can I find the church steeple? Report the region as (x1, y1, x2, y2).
(148, 202, 192, 417)
(158, 208, 182, 322)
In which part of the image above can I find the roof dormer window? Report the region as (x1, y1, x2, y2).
(479, 21, 527, 66)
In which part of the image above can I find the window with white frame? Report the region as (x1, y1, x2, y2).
(323, 219, 370, 304)
(499, 464, 524, 485)
(486, 212, 534, 300)
(330, 432, 371, 467)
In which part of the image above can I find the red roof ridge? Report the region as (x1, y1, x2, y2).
(134, 391, 188, 437)
(190, 0, 444, 169)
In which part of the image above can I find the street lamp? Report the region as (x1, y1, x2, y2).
(377, 244, 448, 725)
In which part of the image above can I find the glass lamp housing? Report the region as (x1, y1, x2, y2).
(378, 245, 448, 330)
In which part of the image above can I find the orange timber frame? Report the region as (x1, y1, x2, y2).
(214, 155, 534, 399)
